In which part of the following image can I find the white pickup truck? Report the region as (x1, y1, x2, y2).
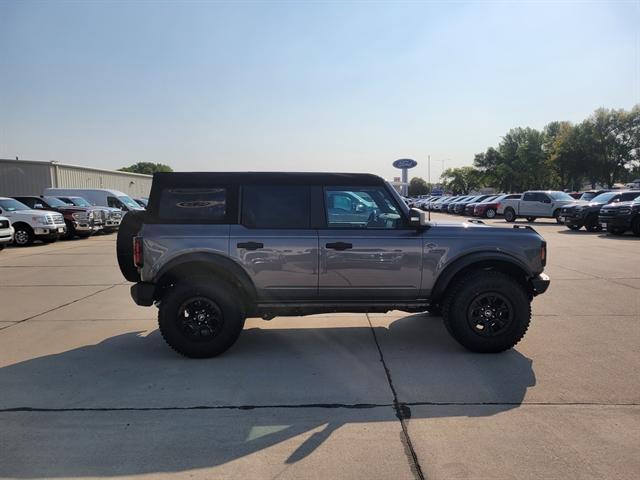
(499, 191, 575, 223)
(0, 216, 14, 250)
(0, 197, 66, 246)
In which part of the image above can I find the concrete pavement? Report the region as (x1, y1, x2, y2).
(0, 217, 638, 479)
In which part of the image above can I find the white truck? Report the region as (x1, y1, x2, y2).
(0, 215, 14, 250)
(0, 197, 66, 246)
(499, 190, 575, 223)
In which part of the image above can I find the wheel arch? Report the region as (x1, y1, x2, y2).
(154, 252, 258, 312)
(431, 252, 534, 303)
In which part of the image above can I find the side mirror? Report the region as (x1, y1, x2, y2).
(34, 203, 44, 209)
(409, 208, 428, 227)
(355, 203, 366, 213)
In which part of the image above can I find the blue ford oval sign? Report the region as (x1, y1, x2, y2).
(393, 158, 417, 169)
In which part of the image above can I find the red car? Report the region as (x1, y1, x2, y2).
(473, 193, 521, 218)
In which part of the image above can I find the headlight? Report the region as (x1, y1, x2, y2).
(35, 216, 52, 225)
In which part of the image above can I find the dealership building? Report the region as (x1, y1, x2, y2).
(0, 158, 152, 197)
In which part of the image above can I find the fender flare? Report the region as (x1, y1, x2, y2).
(154, 251, 258, 302)
(431, 251, 533, 302)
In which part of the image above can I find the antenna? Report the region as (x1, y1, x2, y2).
(428, 155, 431, 222)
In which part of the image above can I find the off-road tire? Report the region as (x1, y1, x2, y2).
(116, 211, 146, 282)
(504, 208, 516, 223)
(442, 270, 531, 353)
(13, 224, 34, 247)
(158, 279, 246, 358)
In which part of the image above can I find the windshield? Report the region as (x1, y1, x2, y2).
(68, 197, 93, 207)
(580, 192, 599, 201)
(118, 196, 140, 209)
(590, 192, 619, 204)
(480, 195, 498, 203)
(548, 191, 573, 201)
(0, 198, 30, 212)
(43, 197, 68, 207)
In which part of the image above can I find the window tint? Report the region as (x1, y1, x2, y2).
(159, 187, 227, 222)
(16, 197, 36, 208)
(241, 186, 309, 229)
(523, 193, 535, 202)
(621, 192, 640, 201)
(107, 196, 122, 208)
(325, 186, 403, 229)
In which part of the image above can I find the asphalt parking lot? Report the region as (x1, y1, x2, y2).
(1, 213, 639, 480)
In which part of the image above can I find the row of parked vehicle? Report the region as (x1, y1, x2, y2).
(0, 188, 148, 248)
(406, 188, 640, 235)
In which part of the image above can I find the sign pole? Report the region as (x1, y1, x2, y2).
(428, 155, 431, 222)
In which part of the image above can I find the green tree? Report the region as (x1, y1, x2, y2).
(440, 166, 483, 194)
(408, 177, 430, 196)
(119, 162, 173, 175)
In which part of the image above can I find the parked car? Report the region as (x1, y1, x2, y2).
(500, 191, 575, 223)
(473, 194, 521, 218)
(55, 196, 123, 233)
(577, 190, 610, 202)
(44, 188, 144, 213)
(441, 196, 464, 213)
(13, 196, 100, 239)
(448, 196, 472, 214)
(559, 190, 640, 232)
(0, 215, 14, 250)
(117, 172, 550, 358)
(429, 196, 450, 211)
(460, 195, 494, 216)
(598, 194, 640, 235)
(0, 197, 66, 246)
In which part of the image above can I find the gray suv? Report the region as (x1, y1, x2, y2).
(117, 172, 550, 358)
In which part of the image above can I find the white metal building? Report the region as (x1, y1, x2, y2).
(0, 159, 152, 197)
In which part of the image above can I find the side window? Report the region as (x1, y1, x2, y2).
(324, 186, 403, 229)
(523, 193, 535, 202)
(241, 186, 310, 229)
(18, 198, 35, 208)
(621, 193, 638, 201)
(158, 187, 227, 222)
(107, 196, 122, 209)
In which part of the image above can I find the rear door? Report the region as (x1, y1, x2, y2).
(318, 185, 422, 300)
(229, 185, 318, 301)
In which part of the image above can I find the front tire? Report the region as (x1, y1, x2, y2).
(485, 208, 496, 219)
(567, 225, 581, 231)
(631, 217, 640, 236)
(442, 270, 531, 353)
(504, 208, 516, 223)
(13, 225, 34, 246)
(158, 280, 246, 358)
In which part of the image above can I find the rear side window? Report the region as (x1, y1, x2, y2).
(158, 187, 227, 221)
(241, 186, 310, 229)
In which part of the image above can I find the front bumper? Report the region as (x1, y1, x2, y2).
(0, 228, 13, 244)
(34, 225, 66, 237)
(530, 273, 550, 296)
(598, 214, 632, 230)
(560, 215, 585, 227)
(131, 282, 155, 306)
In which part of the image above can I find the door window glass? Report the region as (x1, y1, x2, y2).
(158, 187, 227, 221)
(324, 187, 403, 229)
(241, 186, 310, 229)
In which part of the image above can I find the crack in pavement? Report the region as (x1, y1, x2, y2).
(366, 313, 425, 480)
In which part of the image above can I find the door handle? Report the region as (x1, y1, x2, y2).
(237, 241, 264, 251)
(326, 242, 353, 251)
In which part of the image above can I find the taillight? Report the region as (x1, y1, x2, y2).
(496, 203, 501, 209)
(133, 236, 143, 267)
(540, 241, 547, 267)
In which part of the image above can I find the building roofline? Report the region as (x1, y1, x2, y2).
(0, 158, 152, 178)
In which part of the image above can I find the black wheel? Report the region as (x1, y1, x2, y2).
(116, 211, 146, 282)
(526, 217, 536, 222)
(607, 226, 625, 236)
(13, 225, 34, 246)
(158, 280, 246, 358)
(567, 225, 581, 231)
(442, 270, 531, 353)
(485, 208, 496, 219)
(631, 217, 640, 236)
(553, 210, 562, 224)
(65, 221, 76, 239)
(504, 208, 516, 222)
(585, 216, 601, 232)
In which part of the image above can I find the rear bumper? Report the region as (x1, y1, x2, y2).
(131, 282, 155, 306)
(530, 273, 550, 296)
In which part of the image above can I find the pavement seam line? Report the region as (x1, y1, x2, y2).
(366, 313, 425, 480)
(2, 284, 120, 329)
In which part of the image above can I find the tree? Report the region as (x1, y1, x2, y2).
(119, 162, 173, 175)
(440, 166, 483, 194)
(408, 177, 430, 196)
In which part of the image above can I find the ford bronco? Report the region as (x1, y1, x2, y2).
(117, 172, 550, 358)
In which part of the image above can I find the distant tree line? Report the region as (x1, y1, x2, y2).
(408, 105, 639, 195)
(119, 162, 173, 175)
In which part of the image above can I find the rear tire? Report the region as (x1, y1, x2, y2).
(504, 208, 516, 223)
(158, 279, 246, 358)
(442, 270, 531, 353)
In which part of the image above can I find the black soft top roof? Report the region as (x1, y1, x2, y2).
(152, 171, 386, 187)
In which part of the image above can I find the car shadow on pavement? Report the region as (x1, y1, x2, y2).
(0, 314, 535, 478)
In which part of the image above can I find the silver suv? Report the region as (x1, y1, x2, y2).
(117, 172, 550, 358)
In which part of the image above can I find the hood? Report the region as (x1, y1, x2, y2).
(57, 205, 92, 213)
(604, 200, 637, 209)
(11, 209, 60, 217)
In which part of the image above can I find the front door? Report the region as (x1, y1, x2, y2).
(318, 186, 422, 300)
(229, 185, 318, 301)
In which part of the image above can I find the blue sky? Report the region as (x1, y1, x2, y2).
(1, 1, 638, 180)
